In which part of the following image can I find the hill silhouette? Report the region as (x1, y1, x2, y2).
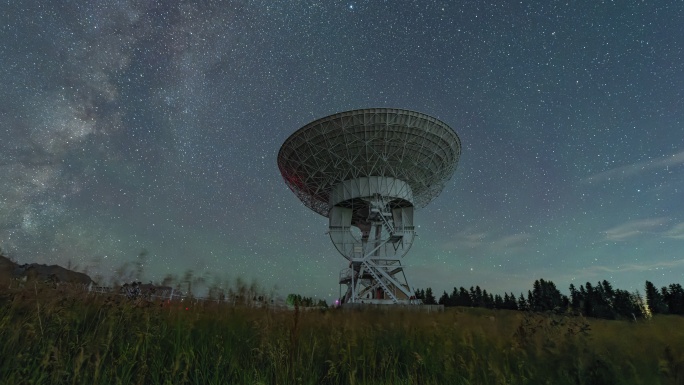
(0, 255, 94, 285)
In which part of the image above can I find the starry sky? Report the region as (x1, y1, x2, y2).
(1, 0, 683, 299)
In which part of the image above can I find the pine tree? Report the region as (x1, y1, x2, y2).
(583, 282, 595, 317)
(602, 280, 615, 304)
(663, 284, 684, 315)
(438, 290, 449, 306)
(612, 289, 642, 320)
(592, 280, 615, 319)
(632, 291, 648, 318)
(475, 286, 484, 307)
(459, 287, 473, 307)
(424, 287, 436, 305)
(542, 279, 565, 311)
(527, 290, 534, 311)
(531, 280, 542, 311)
(469, 286, 476, 306)
(480, 291, 493, 308)
(505, 292, 519, 310)
(645, 281, 667, 314)
(518, 292, 528, 311)
(527, 279, 565, 312)
(449, 287, 459, 306)
(569, 283, 581, 312)
(494, 294, 504, 309)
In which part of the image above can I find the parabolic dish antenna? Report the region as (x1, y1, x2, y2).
(278, 108, 461, 305)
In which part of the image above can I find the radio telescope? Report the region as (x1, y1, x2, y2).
(278, 108, 461, 305)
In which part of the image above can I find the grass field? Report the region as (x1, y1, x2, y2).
(1, 282, 684, 385)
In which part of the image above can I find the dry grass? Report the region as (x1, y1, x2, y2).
(1, 282, 683, 384)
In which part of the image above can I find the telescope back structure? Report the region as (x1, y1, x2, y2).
(278, 108, 461, 305)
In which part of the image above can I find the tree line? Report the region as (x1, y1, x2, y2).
(416, 279, 684, 320)
(286, 293, 328, 308)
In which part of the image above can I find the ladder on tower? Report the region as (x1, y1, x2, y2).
(362, 261, 398, 303)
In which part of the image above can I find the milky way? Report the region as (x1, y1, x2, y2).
(1, 1, 683, 299)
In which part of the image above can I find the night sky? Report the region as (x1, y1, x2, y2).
(2, 1, 683, 300)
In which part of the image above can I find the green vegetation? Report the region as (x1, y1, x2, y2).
(2, 282, 684, 384)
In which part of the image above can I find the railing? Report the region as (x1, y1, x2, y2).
(339, 268, 353, 282)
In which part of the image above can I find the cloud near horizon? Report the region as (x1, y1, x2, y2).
(582, 150, 684, 184)
(664, 222, 684, 240)
(440, 229, 531, 253)
(576, 258, 684, 276)
(602, 218, 669, 241)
